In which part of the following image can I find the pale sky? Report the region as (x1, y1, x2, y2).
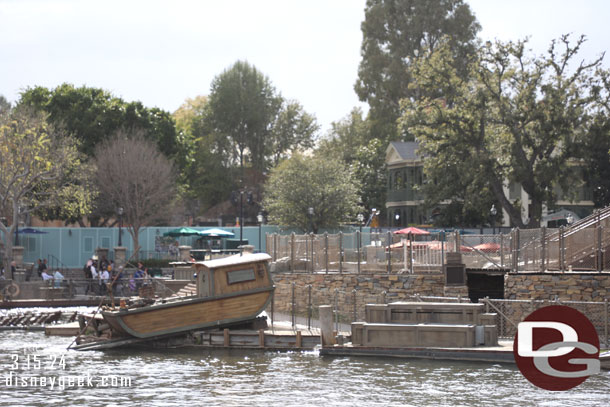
(1, 0, 608, 135)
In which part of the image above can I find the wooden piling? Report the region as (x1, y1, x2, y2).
(319, 305, 334, 347)
(223, 328, 230, 347)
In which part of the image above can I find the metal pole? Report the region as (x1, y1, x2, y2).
(559, 226, 565, 271)
(540, 227, 546, 272)
(334, 289, 339, 334)
(290, 233, 295, 272)
(387, 231, 392, 274)
(240, 191, 244, 256)
(357, 230, 361, 274)
(291, 282, 296, 328)
(339, 232, 343, 274)
(352, 289, 357, 322)
(311, 233, 315, 273)
(604, 298, 610, 346)
(324, 232, 329, 274)
(598, 224, 603, 272)
(307, 284, 312, 330)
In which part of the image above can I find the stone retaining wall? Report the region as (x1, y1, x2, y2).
(504, 272, 610, 301)
(269, 272, 447, 321)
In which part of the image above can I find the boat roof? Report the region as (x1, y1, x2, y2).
(194, 253, 271, 269)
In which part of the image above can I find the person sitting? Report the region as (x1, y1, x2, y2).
(134, 263, 146, 290)
(41, 269, 53, 282)
(53, 270, 64, 288)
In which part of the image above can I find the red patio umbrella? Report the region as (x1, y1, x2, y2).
(473, 242, 500, 253)
(394, 227, 430, 235)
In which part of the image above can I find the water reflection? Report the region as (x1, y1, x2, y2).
(0, 330, 608, 406)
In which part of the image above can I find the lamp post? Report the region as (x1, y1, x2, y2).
(308, 207, 314, 234)
(257, 212, 264, 253)
(490, 204, 497, 235)
(357, 213, 364, 234)
(394, 212, 400, 228)
(118, 207, 124, 247)
(14, 204, 21, 246)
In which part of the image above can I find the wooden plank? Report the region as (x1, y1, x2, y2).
(120, 291, 270, 334)
(259, 329, 265, 348)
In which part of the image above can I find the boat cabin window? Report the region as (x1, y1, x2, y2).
(226, 268, 256, 285)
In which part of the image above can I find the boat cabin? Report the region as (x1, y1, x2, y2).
(193, 253, 273, 298)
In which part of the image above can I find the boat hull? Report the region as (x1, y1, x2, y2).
(102, 287, 273, 339)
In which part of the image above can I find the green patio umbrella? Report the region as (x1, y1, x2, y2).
(162, 227, 202, 237)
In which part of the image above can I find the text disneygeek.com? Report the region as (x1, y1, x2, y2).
(4, 371, 132, 390)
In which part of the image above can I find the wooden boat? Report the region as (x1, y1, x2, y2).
(101, 253, 274, 339)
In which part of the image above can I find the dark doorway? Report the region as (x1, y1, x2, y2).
(466, 271, 504, 302)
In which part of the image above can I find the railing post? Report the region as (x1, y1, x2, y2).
(291, 282, 296, 328)
(409, 238, 414, 274)
(597, 224, 603, 272)
(307, 284, 312, 330)
(540, 226, 546, 272)
(604, 298, 610, 347)
(387, 231, 392, 274)
(310, 233, 315, 273)
(334, 289, 339, 334)
(559, 226, 565, 271)
(357, 230, 361, 275)
(352, 289, 357, 322)
(514, 228, 520, 273)
(339, 232, 343, 274)
(324, 232, 329, 274)
(500, 234, 504, 269)
(290, 233, 295, 273)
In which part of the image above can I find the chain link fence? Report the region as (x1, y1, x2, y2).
(480, 297, 609, 347)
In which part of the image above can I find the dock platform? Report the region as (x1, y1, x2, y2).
(320, 341, 516, 364)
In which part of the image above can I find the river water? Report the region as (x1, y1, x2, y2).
(0, 322, 609, 406)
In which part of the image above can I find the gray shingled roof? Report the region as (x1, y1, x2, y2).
(389, 141, 421, 161)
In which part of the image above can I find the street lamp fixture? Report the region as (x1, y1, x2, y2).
(117, 207, 124, 247)
(357, 213, 364, 234)
(490, 204, 497, 235)
(394, 212, 400, 227)
(257, 212, 264, 253)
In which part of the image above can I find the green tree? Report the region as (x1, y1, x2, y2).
(173, 95, 237, 217)
(0, 95, 11, 115)
(400, 35, 607, 228)
(581, 113, 610, 208)
(263, 154, 361, 233)
(268, 100, 318, 167)
(207, 61, 318, 176)
(18, 84, 179, 225)
(317, 107, 369, 164)
(0, 108, 91, 277)
(18, 83, 178, 158)
(208, 61, 282, 175)
(355, 0, 480, 141)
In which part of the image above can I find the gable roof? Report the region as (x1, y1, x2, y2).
(386, 141, 422, 166)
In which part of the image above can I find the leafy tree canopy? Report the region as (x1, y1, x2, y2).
(18, 83, 178, 158)
(207, 61, 318, 176)
(263, 153, 361, 233)
(355, 0, 480, 141)
(400, 35, 609, 228)
(0, 108, 91, 274)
